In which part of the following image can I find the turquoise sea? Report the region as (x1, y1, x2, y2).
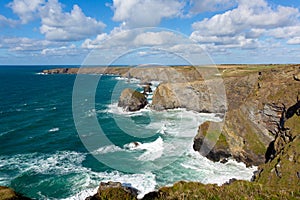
(0, 66, 256, 199)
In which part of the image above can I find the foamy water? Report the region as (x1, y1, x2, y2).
(0, 70, 256, 200)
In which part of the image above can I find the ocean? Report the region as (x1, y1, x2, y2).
(0, 65, 256, 199)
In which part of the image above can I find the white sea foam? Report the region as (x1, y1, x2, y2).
(92, 145, 124, 154)
(124, 137, 164, 161)
(36, 72, 47, 75)
(179, 149, 257, 185)
(105, 103, 146, 116)
(0, 151, 157, 199)
(48, 127, 59, 132)
(63, 171, 156, 200)
(115, 76, 141, 84)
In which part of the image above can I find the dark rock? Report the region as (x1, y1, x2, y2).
(86, 181, 138, 200)
(118, 88, 147, 111)
(143, 85, 152, 94)
(293, 73, 300, 81)
(0, 186, 31, 200)
(224, 178, 237, 185)
(220, 158, 228, 164)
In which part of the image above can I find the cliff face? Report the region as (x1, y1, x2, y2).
(141, 99, 300, 200)
(42, 66, 204, 83)
(151, 80, 226, 113)
(152, 65, 300, 166)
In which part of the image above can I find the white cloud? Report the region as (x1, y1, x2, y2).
(8, 0, 45, 24)
(192, 0, 299, 37)
(111, 0, 184, 27)
(39, 0, 106, 41)
(268, 26, 300, 39)
(0, 37, 58, 51)
(189, 0, 237, 14)
(190, 0, 300, 50)
(133, 31, 179, 46)
(0, 15, 18, 27)
(287, 37, 300, 45)
(41, 44, 82, 56)
(81, 33, 108, 49)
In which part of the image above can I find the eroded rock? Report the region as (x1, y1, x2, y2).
(86, 181, 138, 200)
(118, 88, 147, 111)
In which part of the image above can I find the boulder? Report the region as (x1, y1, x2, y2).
(293, 73, 300, 81)
(118, 88, 147, 111)
(86, 181, 138, 200)
(142, 85, 152, 94)
(0, 186, 31, 200)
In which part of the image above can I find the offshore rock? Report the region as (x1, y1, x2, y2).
(118, 88, 147, 111)
(86, 181, 138, 200)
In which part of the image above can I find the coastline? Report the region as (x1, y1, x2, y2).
(2, 64, 300, 199)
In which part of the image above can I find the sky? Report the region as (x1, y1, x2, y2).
(0, 0, 300, 65)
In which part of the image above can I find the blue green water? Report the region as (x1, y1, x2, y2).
(0, 66, 256, 199)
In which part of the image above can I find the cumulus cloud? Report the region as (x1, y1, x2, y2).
(6, 0, 106, 41)
(268, 26, 300, 39)
(287, 37, 300, 45)
(81, 33, 109, 49)
(111, 0, 184, 27)
(192, 0, 299, 37)
(39, 0, 106, 41)
(8, 0, 45, 24)
(190, 0, 300, 48)
(189, 0, 237, 14)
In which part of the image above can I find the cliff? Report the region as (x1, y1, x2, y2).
(42, 65, 203, 83)
(140, 109, 300, 200)
(43, 64, 300, 167)
(151, 65, 300, 166)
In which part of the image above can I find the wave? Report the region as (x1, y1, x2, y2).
(48, 127, 59, 132)
(124, 137, 164, 161)
(92, 145, 124, 154)
(63, 171, 156, 200)
(0, 151, 157, 199)
(179, 149, 257, 186)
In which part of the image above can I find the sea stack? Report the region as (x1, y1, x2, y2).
(118, 88, 148, 111)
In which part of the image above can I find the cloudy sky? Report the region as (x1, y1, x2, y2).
(0, 0, 300, 65)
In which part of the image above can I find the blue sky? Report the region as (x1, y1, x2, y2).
(0, 0, 300, 65)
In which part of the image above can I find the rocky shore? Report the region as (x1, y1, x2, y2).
(4, 64, 299, 199)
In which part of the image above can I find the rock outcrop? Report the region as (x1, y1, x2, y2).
(118, 88, 147, 111)
(252, 100, 300, 189)
(190, 65, 300, 166)
(193, 121, 231, 163)
(86, 182, 138, 200)
(0, 186, 31, 200)
(152, 80, 226, 113)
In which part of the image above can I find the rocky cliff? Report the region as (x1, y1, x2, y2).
(43, 64, 300, 167)
(151, 65, 300, 166)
